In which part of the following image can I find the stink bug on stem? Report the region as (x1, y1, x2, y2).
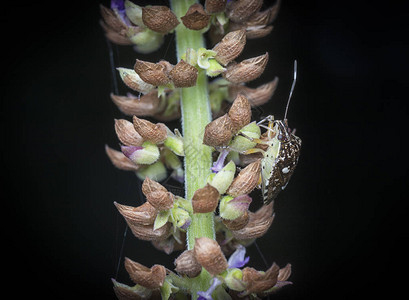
(243, 61, 301, 204)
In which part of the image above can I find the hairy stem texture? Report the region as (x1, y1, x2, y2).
(171, 0, 214, 298)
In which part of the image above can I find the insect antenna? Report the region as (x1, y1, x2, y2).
(283, 60, 297, 122)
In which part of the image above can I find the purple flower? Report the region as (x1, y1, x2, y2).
(197, 246, 249, 299)
(110, 0, 131, 26)
(197, 278, 221, 300)
(211, 149, 230, 173)
(228, 245, 249, 268)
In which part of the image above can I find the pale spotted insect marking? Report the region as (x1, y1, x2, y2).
(257, 60, 302, 204)
(260, 119, 301, 204)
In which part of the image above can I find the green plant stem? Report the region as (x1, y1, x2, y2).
(170, 0, 214, 298)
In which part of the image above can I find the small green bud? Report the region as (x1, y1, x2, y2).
(229, 121, 261, 152)
(154, 210, 171, 231)
(124, 0, 144, 27)
(223, 268, 246, 292)
(131, 30, 164, 54)
(219, 194, 252, 220)
(175, 196, 193, 214)
(209, 160, 236, 194)
(171, 207, 192, 230)
(206, 59, 227, 77)
(215, 12, 228, 26)
(197, 48, 217, 69)
(164, 129, 184, 156)
(136, 160, 167, 181)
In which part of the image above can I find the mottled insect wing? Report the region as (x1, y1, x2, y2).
(264, 134, 301, 204)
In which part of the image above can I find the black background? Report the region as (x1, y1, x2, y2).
(2, 0, 407, 299)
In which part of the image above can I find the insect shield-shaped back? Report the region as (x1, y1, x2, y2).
(262, 120, 301, 204)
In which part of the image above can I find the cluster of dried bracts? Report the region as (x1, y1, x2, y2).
(102, 0, 300, 299)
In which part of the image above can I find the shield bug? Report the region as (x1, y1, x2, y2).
(243, 61, 301, 204)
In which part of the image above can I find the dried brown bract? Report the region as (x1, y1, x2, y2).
(132, 116, 168, 144)
(246, 25, 274, 39)
(242, 263, 280, 294)
(128, 221, 172, 241)
(231, 202, 274, 240)
(142, 6, 179, 34)
(152, 231, 187, 254)
(224, 52, 269, 84)
(100, 5, 134, 45)
(181, 3, 210, 31)
(228, 77, 278, 107)
(192, 183, 220, 213)
(105, 145, 141, 171)
(227, 159, 261, 197)
(193, 237, 228, 275)
(205, 0, 227, 14)
(222, 210, 249, 230)
(117, 68, 155, 94)
(226, 0, 263, 23)
(124, 258, 167, 289)
(228, 93, 251, 133)
(134, 59, 172, 86)
(114, 201, 158, 226)
(245, 2, 280, 27)
(112, 279, 162, 300)
(169, 60, 198, 88)
(174, 250, 202, 278)
(114, 119, 144, 147)
(203, 113, 234, 147)
(142, 177, 174, 210)
(110, 92, 163, 117)
(213, 29, 246, 66)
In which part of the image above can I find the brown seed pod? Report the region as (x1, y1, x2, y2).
(134, 59, 172, 86)
(222, 210, 249, 230)
(228, 93, 251, 133)
(142, 177, 168, 195)
(224, 53, 269, 84)
(112, 279, 162, 300)
(132, 116, 168, 144)
(228, 77, 278, 107)
(193, 237, 228, 275)
(213, 29, 246, 66)
(152, 232, 187, 254)
(99, 5, 133, 45)
(231, 202, 275, 240)
(181, 3, 210, 31)
(278, 263, 292, 282)
(192, 183, 220, 213)
(124, 257, 167, 289)
(114, 201, 158, 226)
(105, 145, 141, 171)
(205, 0, 227, 14)
(128, 221, 172, 241)
(246, 25, 274, 39)
(226, 159, 261, 197)
(114, 119, 144, 147)
(203, 113, 234, 147)
(110, 92, 163, 117)
(242, 263, 280, 294)
(117, 68, 156, 94)
(142, 177, 174, 210)
(174, 250, 202, 278)
(226, 0, 263, 23)
(169, 60, 198, 88)
(146, 190, 175, 211)
(142, 6, 180, 34)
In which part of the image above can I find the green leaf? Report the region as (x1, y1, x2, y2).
(160, 279, 179, 300)
(154, 210, 171, 230)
